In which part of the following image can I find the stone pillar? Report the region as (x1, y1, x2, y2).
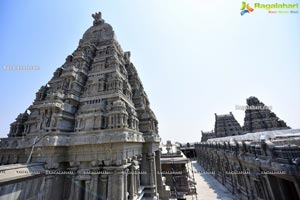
(292, 178, 300, 199)
(70, 174, 91, 200)
(108, 116, 112, 128)
(120, 115, 123, 126)
(128, 162, 139, 200)
(69, 175, 81, 200)
(148, 159, 154, 187)
(73, 179, 83, 200)
(124, 168, 129, 200)
(43, 174, 55, 200)
(68, 175, 76, 200)
(155, 150, 163, 196)
(85, 180, 91, 200)
(261, 175, 271, 200)
(264, 175, 278, 200)
(135, 168, 140, 194)
(255, 175, 269, 200)
(242, 168, 253, 200)
(140, 152, 158, 197)
(147, 153, 157, 197)
(128, 169, 135, 200)
(89, 174, 99, 200)
(106, 167, 126, 200)
(99, 174, 108, 199)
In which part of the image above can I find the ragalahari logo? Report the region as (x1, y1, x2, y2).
(241, 2, 254, 15)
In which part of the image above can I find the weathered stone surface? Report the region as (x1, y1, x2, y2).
(201, 112, 242, 142)
(243, 96, 290, 133)
(215, 112, 243, 137)
(0, 12, 169, 200)
(160, 141, 196, 199)
(196, 129, 300, 200)
(201, 97, 291, 142)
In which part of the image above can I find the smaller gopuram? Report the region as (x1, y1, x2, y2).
(214, 112, 243, 138)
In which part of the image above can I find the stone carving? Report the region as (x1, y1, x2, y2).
(53, 67, 63, 77)
(196, 131, 300, 200)
(35, 85, 48, 101)
(42, 115, 50, 129)
(92, 12, 104, 26)
(124, 51, 131, 63)
(50, 113, 56, 128)
(8, 111, 29, 137)
(215, 112, 243, 137)
(65, 55, 73, 63)
(201, 97, 291, 142)
(2, 12, 167, 200)
(99, 100, 106, 110)
(243, 96, 290, 133)
(63, 79, 70, 89)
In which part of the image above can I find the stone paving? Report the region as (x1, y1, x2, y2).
(185, 161, 238, 200)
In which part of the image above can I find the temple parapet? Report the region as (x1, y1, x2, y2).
(195, 128, 300, 200)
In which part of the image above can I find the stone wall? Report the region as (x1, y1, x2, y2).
(195, 138, 300, 200)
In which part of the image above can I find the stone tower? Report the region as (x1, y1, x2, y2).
(1, 12, 170, 200)
(214, 112, 243, 138)
(8, 12, 155, 137)
(200, 130, 215, 142)
(243, 96, 290, 133)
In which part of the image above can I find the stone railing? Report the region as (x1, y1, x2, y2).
(195, 139, 300, 200)
(195, 140, 300, 166)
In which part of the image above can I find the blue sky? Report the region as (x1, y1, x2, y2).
(0, 0, 299, 142)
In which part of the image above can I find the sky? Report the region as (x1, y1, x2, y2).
(0, 0, 299, 143)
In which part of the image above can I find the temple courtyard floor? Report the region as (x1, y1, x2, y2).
(185, 161, 239, 200)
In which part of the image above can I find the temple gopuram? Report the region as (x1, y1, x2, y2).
(0, 12, 170, 200)
(201, 112, 243, 142)
(243, 96, 290, 133)
(201, 96, 290, 142)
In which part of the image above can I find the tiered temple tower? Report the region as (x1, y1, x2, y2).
(1, 12, 170, 200)
(243, 96, 290, 133)
(200, 130, 215, 142)
(214, 112, 243, 138)
(200, 112, 243, 142)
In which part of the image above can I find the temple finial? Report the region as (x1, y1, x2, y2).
(92, 12, 104, 26)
